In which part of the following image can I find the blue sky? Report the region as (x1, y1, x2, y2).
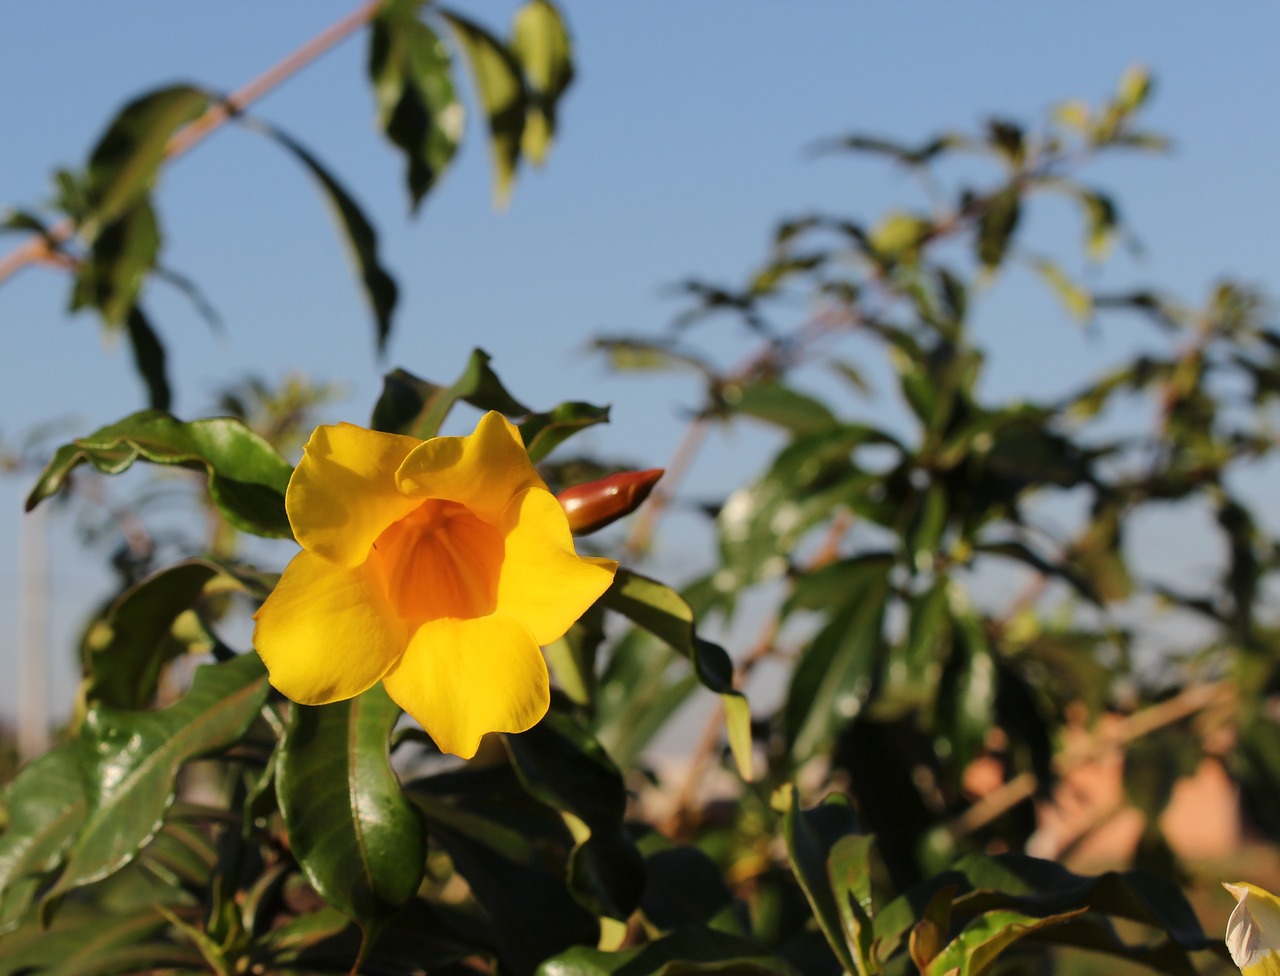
(1, 3, 1278, 726)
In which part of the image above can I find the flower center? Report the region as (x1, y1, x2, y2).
(370, 498, 504, 624)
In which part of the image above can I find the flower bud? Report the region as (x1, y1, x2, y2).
(557, 468, 664, 536)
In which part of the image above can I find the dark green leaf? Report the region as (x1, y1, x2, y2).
(411, 766, 597, 975)
(71, 199, 160, 327)
(440, 9, 528, 206)
(0, 905, 202, 976)
(371, 350, 531, 439)
(26, 410, 293, 537)
(252, 121, 398, 351)
(277, 684, 425, 933)
(81, 559, 224, 709)
(122, 306, 170, 411)
(976, 185, 1020, 271)
(520, 401, 610, 464)
(369, 2, 462, 210)
(78, 84, 209, 239)
(42, 654, 269, 910)
(639, 845, 734, 932)
(780, 787, 862, 975)
(785, 562, 890, 762)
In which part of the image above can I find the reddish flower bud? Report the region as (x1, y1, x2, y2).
(557, 468, 664, 536)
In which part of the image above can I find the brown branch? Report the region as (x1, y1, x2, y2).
(0, 0, 382, 287)
(940, 680, 1234, 843)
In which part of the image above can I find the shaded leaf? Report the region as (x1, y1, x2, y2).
(371, 349, 530, 439)
(521, 400, 610, 463)
(369, 1, 463, 210)
(27, 410, 293, 538)
(538, 926, 797, 976)
(976, 185, 1020, 271)
(252, 121, 398, 351)
(122, 306, 171, 410)
(71, 199, 160, 327)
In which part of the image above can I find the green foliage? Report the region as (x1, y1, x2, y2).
(0, 22, 1263, 976)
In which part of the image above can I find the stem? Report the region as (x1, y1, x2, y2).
(0, 0, 382, 287)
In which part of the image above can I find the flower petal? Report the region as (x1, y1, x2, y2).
(395, 411, 545, 523)
(288, 423, 423, 567)
(253, 550, 407, 704)
(497, 487, 618, 645)
(381, 615, 549, 759)
(1226, 883, 1280, 973)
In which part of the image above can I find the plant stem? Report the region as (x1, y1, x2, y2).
(0, 0, 382, 287)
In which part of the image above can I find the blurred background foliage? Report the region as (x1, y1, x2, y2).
(0, 3, 1274, 975)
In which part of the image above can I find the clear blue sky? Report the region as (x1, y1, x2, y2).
(1, 3, 1278, 726)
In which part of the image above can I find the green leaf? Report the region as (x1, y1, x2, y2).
(369, 1, 463, 211)
(122, 306, 171, 411)
(1029, 257, 1092, 322)
(0, 745, 89, 933)
(70, 199, 160, 327)
(601, 569, 753, 779)
(371, 350, 531, 439)
(506, 709, 643, 920)
(410, 766, 597, 974)
(42, 653, 269, 910)
(593, 630, 699, 767)
(639, 843, 734, 932)
(538, 926, 797, 976)
(511, 0, 574, 165)
(976, 185, 1020, 271)
(784, 558, 891, 762)
(80, 559, 224, 709)
(520, 401, 610, 464)
(253, 121, 398, 351)
(718, 380, 838, 435)
(441, 8, 528, 206)
(0, 905, 203, 976)
(924, 908, 1085, 976)
(827, 834, 883, 976)
(26, 410, 293, 538)
(276, 684, 425, 933)
(780, 786, 862, 976)
(78, 84, 209, 239)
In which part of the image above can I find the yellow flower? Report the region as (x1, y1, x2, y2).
(252, 411, 617, 758)
(1225, 882, 1280, 976)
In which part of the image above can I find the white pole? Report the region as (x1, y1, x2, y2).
(17, 503, 50, 762)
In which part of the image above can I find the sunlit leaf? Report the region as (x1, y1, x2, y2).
(511, 0, 574, 165)
(440, 9, 528, 206)
(27, 410, 293, 538)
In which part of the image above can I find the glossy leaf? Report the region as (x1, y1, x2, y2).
(276, 684, 425, 932)
(0, 745, 88, 933)
(42, 653, 269, 909)
(602, 569, 753, 779)
(511, 0, 574, 165)
(441, 9, 528, 205)
(254, 121, 398, 351)
(27, 410, 292, 537)
(369, 1, 462, 210)
(371, 350, 530, 439)
(924, 908, 1085, 976)
(78, 84, 209, 239)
